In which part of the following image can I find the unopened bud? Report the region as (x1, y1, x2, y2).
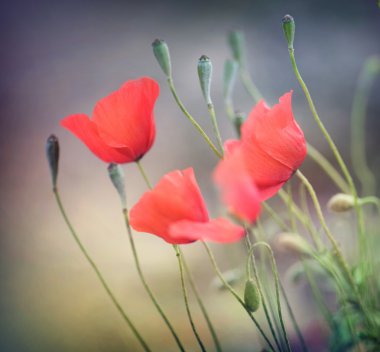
(223, 59, 239, 101)
(233, 112, 245, 137)
(228, 30, 246, 68)
(198, 55, 213, 105)
(276, 232, 312, 255)
(46, 134, 59, 189)
(327, 193, 355, 213)
(282, 15, 295, 50)
(108, 163, 127, 209)
(244, 279, 261, 312)
(152, 39, 172, 77)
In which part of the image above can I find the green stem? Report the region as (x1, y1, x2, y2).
(207, 103, 224, 154)
(288, 48, 366, 270)
(167, 77, 223, 159)
(181, 251, 223, 352)
(262, 203, 290, 232)
(53, 188, 151, 352)
(247, 242, 291, 352)
(240, 68, 264, 104)
(174, 245, 207, 352)
(285, 182, 298, 233)
(202, 242, 276, 351)
(123, 209, 186, 352)
(136, 160, 153, 189)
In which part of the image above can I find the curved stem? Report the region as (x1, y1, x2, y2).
(247, 242, 291, 352)
(262, 203, 290, 232)
(174, 245, 207, 352)
(167, 77, 223, 159)
(288, 48, 366, 269)
(123, 209, 186, 352)
(181, 251, 223, 352)
(240, 68, 264, 104)
(53, 189, 151, 352)
(207, 103, 224, 154)
(202, 242, 275, 351)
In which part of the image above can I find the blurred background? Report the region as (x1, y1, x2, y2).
(1, 0, 379, 351)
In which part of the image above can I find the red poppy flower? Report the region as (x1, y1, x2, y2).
(129, 168, 245, 244)
(61, 77, 159, 163)
(214, 91, 306, 221)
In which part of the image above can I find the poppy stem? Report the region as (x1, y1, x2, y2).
(122, 208, 186, 352)
(174, 245, 207, 352)
(287, 48, 367, 273)
(52, 188, 151, 352)
(207, 103, 224, 155)
(202, 242, 276, 351)
(167, 77, 223, 159)
(239, 67, 264, 104)
(136, 160, 153, 189)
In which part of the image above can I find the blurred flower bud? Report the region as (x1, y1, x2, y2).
(46, 134, 59, 189)
(223, 59, 238, 100)
(276, 232, 312, 256)
(327, 193, 355, 213)
(282, 14, 295, 50)
(152, 39, 172, 77)
(233, 111, 245, 138)
(211, 268, 242, 290)
(244, 279, 261, 312)
(108, 163, 127, 209)
(228, 30, 246, 68)
(197, 55, 213, 105)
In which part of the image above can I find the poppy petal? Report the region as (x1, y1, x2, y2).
(60, 114, 134, 163)
(169, 217, 245, 243)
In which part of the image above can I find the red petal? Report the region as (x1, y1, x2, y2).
(214, 149, 261, 222)
(169, 218, 245, 243)
(60, 114, 134, 163)
(129, 168, 209, 243)
(93, 77, 159, 160)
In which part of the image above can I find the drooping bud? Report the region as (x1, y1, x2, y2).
(282, 15, 295, 50)
(327, 193, 355, 213)
(197, 55, 213, 105)
(107, 163, 127, 209)
(233, 111, 245, 137)
(46, 134, 59, 189)
(228, 30, 246, 68)
(223, 59, 239, 100)
(276, 232, 312, 256)
(152, 39, 172, 77)
(244, 279, 261, 312)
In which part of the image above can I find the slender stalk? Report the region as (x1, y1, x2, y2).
(167, 77, 223, 159)
(285, 182, 298, 233)
(240, 68, 264, 104)
(207, 103, 224, 154)
(202, 242, 276, 351)
(136, 161, 152, 189)
(174, 245, 207, 352)
(287, 48, 366, 267)
(262, 203, 290, 232)
(181, 250, 223, 352)
(53, 189, 151, 352)
(123, 209, 186, 352)
(247, 242, 291, 352)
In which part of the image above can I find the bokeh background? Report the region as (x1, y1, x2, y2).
(1, 0, 379, 351)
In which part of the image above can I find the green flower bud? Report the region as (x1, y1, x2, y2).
(327, 193, 355, 213)
(282, 14, 295, 50)
(107, 163, 127, 209)
(197, 55, 213, 105)
(276, 232, 312, 256)
(228, 30, 246, 68)
(223, 59, 238, 101)
(233, 111, 245, 137)
(46, 134, 59, 189)
(152, 39, 172, 77)
(244, 279, 261, 312)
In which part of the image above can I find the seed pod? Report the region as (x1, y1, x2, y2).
(197, 55, 213, 105)
(282, 14, 295, 50)
(228, 30, 246, 68)
(107, 163, 127, 209)
(152, 39, 172, 77)
(244, 279, 261, 312)
(46, 134, 59, 189)
(327, 193, 355, 213)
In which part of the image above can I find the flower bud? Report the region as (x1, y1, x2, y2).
(46, 134, 59, 189)
(228, 30, 246, 68)
(223, 59, 238, 100)
(152, 39, 172, 77)
(276, 232, 312, 256)
(233, 112, 245, 137)
(197, 55, 213, 105)
(282, 14, 295, 50)
(107, 163, 127, 209)
(327, 193, 355, 213)
(244, 279, 261, 312)
(211, 268, 242, 290)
